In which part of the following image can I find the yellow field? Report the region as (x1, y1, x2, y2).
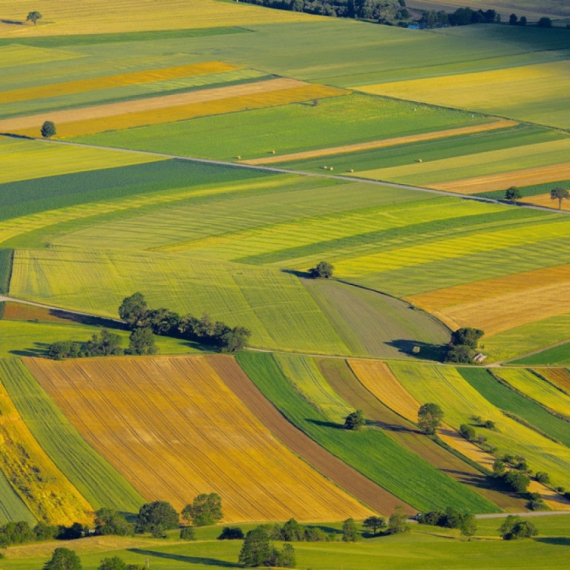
(0, 62, 238, 104)
(27, 356, 371, 523)
(432, 163, 570, 194)
(535, 368, 570, 395)
(0, 44, 82, 68)
(407, 265, 570, 311)
(242, 120, 517, 165)
(9, 83, 347, 138)
(0, 136, 164, 185)
(0, 376, 93, 525)
(522, 192, 570, 211)
(0, 0, 321, 37)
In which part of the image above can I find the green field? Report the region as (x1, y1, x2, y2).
(236, 351, 497, 513)
(512, 343, 570, 366)
(0, 358, 144, 513)
(460, 367, 570, 447)
(0, 469, 35, 525)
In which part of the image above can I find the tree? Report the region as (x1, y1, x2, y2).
(118, 292, 148, 328)
(43, 548, 82, 570)
(509, 13, 518, 25)
(57, 523, 85, 541)
(459, 514, 477, 540)
(535, 472, 550, 484)
(27, 11, 42, 25)
(387, 506, 410, 535)
(342, 518, 359, 542)
(136, 501, 179, 534)
(238, 527, 272, 567)
(417, 403, 444, 435)
(128, 327, 157, 355)
(344, 409, 365, 430)
(451, 327, 484, 349)
(537, 17, 552, 28)
(519, 16, 527, 25)
(503, 470, 530, 494)
(279, 543, 296, 568)
(98, 557, 127, 570)
(459, 424, 476, 442)
(445, 344, 473, 363)
(363, 516, 386, 535)
(180, 526, 196, 540)
(551, 187, 569, 210)
(309, 261, 334, 279)
(499, 516, 538, 540)
(94, 509, 133, 537)
(218, 526, 244, 540)
(41, 121, 56, 138)
(181, 493, 223, 527)
(278, 519, 304, 542)
(505, 186, 521, 204)
(220, 326, 251, 352)
(492, 459, 506, 476)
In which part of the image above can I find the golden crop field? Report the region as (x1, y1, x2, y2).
(0, 137, 165, 185)
(522, 192, 570, 211)
(0, 44, 82, 69)
(0, 0, 320, 37)
(8, 82, 347, 138)
(242, 120, 516, 165)
(432, 163, 570, 194)
(0, 377, 93, 525)
(28, 355, 370, 522)
(0, 62, 239, 104)
(536, 369, 570, 395)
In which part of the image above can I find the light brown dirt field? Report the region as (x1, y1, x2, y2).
(432, 281, 570, 337)
(0, 78, 307, 132)
(207, 354, 409, 516)
(535, 368, 570, 394)
(0, 62, 238, 104)
(242, 120, 518, 165)
(522, 192, 570, 211)
(2, 301, 77, 324)
(347, 359, 570, 511)
(27, 355, 371, 523)
(406, 265, 570, 311)
(430, 162, 570, 194)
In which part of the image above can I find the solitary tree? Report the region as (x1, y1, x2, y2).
(387, 506, 410, 535)
(537, 17, 552, 28)
(309, 261, 334, 279)
(459, 514, 477, 540)
(181, 493, 223, 527)
(43, 548, 82, 570)
(417, 403, 444, 435)
(451, 327, 484, 349)
(27, 11, 42, 25)
(505, 186, 521, 204)
(499, 516, 538, 540)
(136, 501, 179, 534)
(508, 13, 518, 25)
(342, 518, 359, 542)
(180, 526, 196, 540)
(41, 121, 56, 138)
(363, 516, 386, 536)
(344, 409, 365, 430)
(459, 424, 476, 442)
(551, 187, 569, 210)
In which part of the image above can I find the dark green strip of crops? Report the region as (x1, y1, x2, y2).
(0, 249, 14, 294)
(0, 358, 145, 513)
(0, 27, 249, 49)
(512, 344, 570, 366)
(459, 368, 570, 448)
(0, 160, 273, 222)
(238, 207, 548, 265)
(236, 351, 497, 513)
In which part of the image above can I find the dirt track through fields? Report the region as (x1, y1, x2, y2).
(0, 78, 308, 132)
(207, 354, 411, 516)
(242, 120, 518, 165)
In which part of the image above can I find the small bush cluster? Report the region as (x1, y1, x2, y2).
(269, 518, 334, 542)
(48, 329, 126, 360)
(0, 521, 89, 548)
(499, 516, 538, 540)
(239, 526, 296, 568)
(445, 327, 484, 363)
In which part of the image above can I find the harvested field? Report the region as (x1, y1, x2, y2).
(536, 368, 570, 395)
(0, 369, 93, 524)
(1, 301, 80, 324)
(31, 355, 370, 522)
(319, 358, 507, 512)
(205, 355, 380, 516)
(242, 120, 517, 165)
(433, 163, 570, 194)
(406, 265, 570, 312)
(522, 192, 570, 211)
(5, 81, 347, 138)
(0, 62, 238, 104)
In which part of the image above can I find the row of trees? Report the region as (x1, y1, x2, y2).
(420, 7, 497, 28)
(0, 521, 90, 548)
(119, 292, 251, 352)
(417, 507, 476, 538)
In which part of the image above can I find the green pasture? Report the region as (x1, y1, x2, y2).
(0, 358, 144, 513)
(76, 94, 487, 161)
(0, 469, 35, 525)
(512, 343, 570, 366)
(236, 351, 497, 513)
(303, 279, 449, 360)
(460, 367, 570, 447)
(389, 362, 570, 489)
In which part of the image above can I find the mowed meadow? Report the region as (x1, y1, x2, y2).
(1, 3, 570, 568)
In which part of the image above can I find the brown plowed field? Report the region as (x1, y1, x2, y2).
(29, 355, 371, 522)
(321, 358, 523, 511)
(2, 302, 76, 324)
(242, 120, 518, 165)
(206, 354, 407, 516)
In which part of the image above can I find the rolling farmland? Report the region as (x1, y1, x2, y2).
(29, 355, 370, 522)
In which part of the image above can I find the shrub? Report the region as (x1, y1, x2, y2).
(344, 409, 365, 430)
(99, 557, 128, 570)
(535, 472, 550, 485)
(500, 516, 538, 540)
(136, 501, 179, 534)
(309, 261, 334, 279)
(181, 493, 223, 527)
(503, 470, 530, 494)
(459, 424, 476, 442)
(180, 526, 196, 540)
(341, 518, 359, 542)
(218, 526, 243, 540)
